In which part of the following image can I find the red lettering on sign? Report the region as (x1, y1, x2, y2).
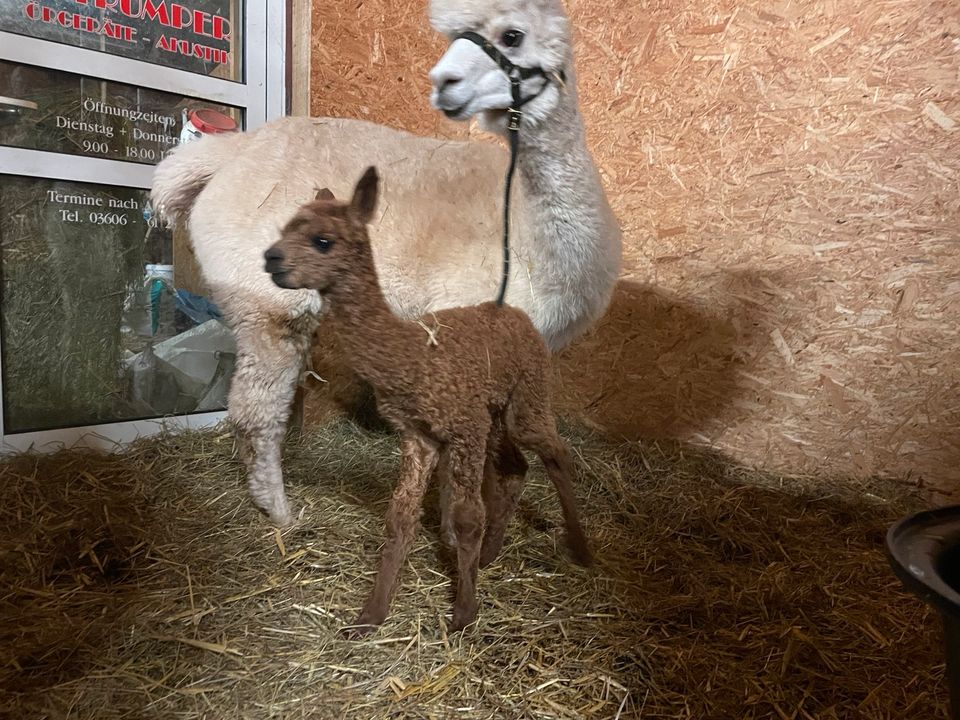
(73, 13, 97, 31)
(155, 34, 228, 64)
(170, 4, 190, 29)
(142, 0, 169, 25)
(211, 15, 229, 41)
(192, 10, 210, 37)
(24, 0, 230, 49)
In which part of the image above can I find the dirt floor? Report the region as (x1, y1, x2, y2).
(0, 419, 949, 719)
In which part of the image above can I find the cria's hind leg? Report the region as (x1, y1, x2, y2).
(506, 382, 593, 567)
(229, 315, 309, 527)
(479, 421, 528, 568)
(346, 433, 440, 638)
(441, 439, 488, 631)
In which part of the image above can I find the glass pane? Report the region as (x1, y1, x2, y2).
(0, 1, 243, 82)
(0, 174, 235, 433)
(0, 59, 242, 164)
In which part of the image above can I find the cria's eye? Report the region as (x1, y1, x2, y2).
(501, 29, 524, 48)
(311, 234, 334, 252)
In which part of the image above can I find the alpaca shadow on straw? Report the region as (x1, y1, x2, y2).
(0, 444, 241, 715)
(0, 453, 158, 698)
(579, 432, 943, 717)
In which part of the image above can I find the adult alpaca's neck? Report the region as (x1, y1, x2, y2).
(511, 69, 620, 350)
(518, 80, 598, 212)
(326, 252, 418, 390)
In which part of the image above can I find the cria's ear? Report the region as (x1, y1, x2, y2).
(350, 166, 379, 224)
(314, 187, 335, 201)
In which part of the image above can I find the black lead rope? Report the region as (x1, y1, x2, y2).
(498, 78, 523, 307)
(454, 31, 565, 307)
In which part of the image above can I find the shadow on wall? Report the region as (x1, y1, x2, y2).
(305, 274, 780, 445)
(552, 279, 755, 442)
(299, 264, 960, 495)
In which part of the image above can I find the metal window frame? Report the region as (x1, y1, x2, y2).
(0, 2, 287, 453)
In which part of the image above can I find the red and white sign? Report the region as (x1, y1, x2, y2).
(22, 1, 233, 65)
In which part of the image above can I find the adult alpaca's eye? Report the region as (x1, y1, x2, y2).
(501, 29, 524, 48)
(311, 234, 334, 252)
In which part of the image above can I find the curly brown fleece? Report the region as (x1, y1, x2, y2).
(264, 167, 592, 636)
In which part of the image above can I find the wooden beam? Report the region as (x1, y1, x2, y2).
(289, 0, 312, 116)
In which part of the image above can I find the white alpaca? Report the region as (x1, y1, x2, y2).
(150, 0, 622, 527)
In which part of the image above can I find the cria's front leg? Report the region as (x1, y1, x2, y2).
(343, 433, 439, 639)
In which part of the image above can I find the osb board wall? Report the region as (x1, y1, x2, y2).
(308, 0, 960, 496)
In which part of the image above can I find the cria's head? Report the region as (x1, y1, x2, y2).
(264, 166, 379, 293)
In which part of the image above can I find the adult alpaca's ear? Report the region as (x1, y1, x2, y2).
(314, 187, 335, 201)
(350, 166, 379, 224)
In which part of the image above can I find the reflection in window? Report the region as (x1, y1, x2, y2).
(0, 59, 242, 164)
(0, 0, 243, 82)
(0, 175, 234, 433)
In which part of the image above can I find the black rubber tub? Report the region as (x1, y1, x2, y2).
(887, 506, 960, 719)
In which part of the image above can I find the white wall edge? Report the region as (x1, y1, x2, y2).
(0, 31, 250, 107)
(1, 411, 229, 455)
(0, 147, 156, 187)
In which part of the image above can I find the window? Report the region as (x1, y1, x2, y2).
(0, 1, 286, 450)
(0, 59, 243, 163)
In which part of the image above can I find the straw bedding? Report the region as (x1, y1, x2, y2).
(0, 419, 946, 718)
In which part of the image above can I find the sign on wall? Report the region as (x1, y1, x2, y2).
(0, 0, 242, 80)
(0, 59, 242, 163)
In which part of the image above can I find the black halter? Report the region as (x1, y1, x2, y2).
(454, 31, 565, 306)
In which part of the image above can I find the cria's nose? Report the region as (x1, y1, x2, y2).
(264, 247, 284, 263)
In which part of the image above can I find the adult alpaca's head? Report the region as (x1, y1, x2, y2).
(427, 0, 573, 134)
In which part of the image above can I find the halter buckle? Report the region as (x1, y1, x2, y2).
(507, 110, 522, 131)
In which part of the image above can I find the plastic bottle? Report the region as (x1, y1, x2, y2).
(143, 263, 177, 339)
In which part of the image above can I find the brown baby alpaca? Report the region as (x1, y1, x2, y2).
(264, 167, 592, 637)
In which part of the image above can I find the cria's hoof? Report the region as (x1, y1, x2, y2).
(340, 623, 377, 640)
(341, 610, 383, 640)
(449, 604, 479, 633)
(479, 539, 505, 569)
(569, 539, 594, 567)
